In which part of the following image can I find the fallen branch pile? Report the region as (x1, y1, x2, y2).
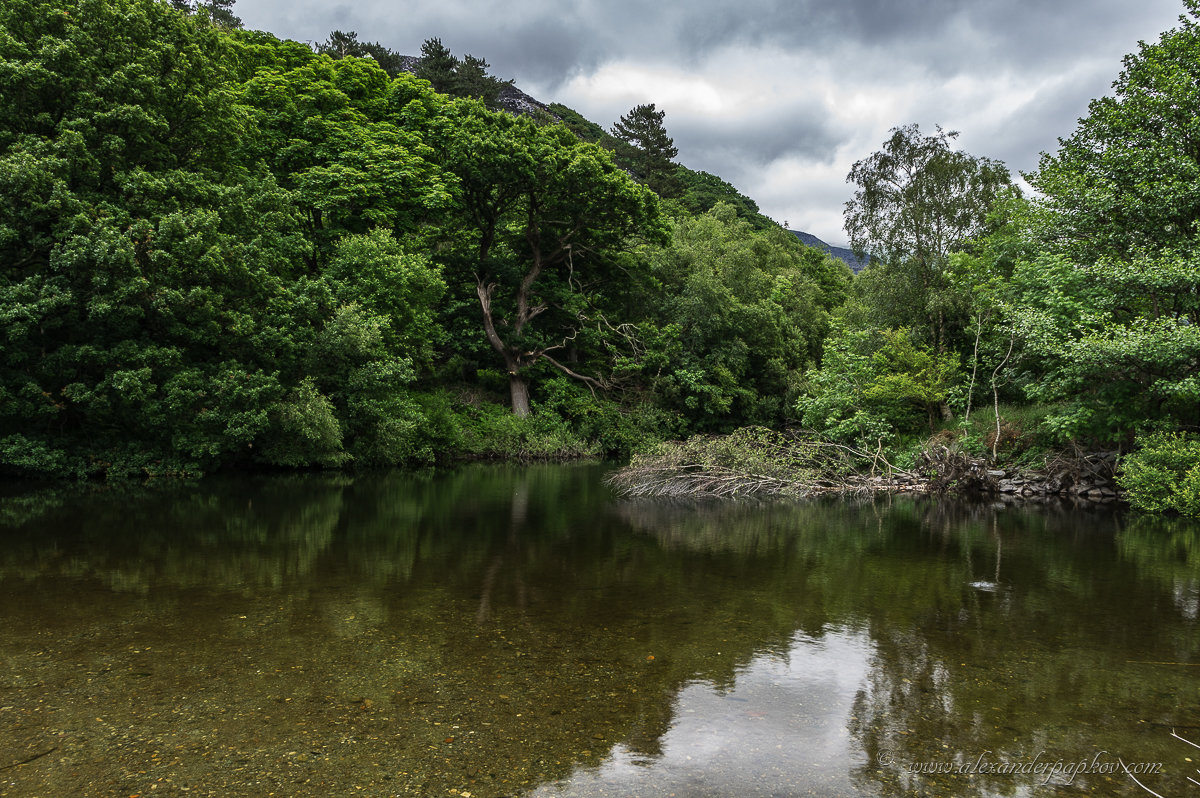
(606, 427, 920, 499)
(607, 429, 1125, 502)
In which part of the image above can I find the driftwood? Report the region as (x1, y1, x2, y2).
(607, 429, 1125, 502)
(606, 428, 921, 499)
(917, 444, 996, 494)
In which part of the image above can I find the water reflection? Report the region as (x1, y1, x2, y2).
(0, 468, 1197, 797)
(533, 628, 874, 798)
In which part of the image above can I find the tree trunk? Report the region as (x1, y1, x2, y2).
(509, 373, 531, 418)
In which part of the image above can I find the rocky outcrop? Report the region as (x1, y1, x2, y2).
(790, 231, 869, 273)
(494, 84, 554, 118)
(395, 57, 555, 120)
(989, 470, 1120, 501)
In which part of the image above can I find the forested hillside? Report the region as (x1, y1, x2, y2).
(0, 0, 850, 478)
(790, 231, 868, 273)
(2, 0, 1198, 516)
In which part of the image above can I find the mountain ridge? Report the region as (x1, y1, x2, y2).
(789, 231, 868, 273)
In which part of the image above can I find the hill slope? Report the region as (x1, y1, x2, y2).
(790, 231, 869, 273)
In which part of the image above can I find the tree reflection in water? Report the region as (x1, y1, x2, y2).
(0, 468, 1197, 797)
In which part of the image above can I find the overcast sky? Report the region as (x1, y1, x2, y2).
(235, 0, 1186, 246)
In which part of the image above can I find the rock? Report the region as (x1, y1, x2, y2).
(496, 85, 553, 118)
(986, 470, 1006, 478)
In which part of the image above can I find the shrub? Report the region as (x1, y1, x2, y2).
(1118, 432, 1200, 516)
(534, 377, 683, 458)
(458, 402, 599, 461)
(263, 378, 350, 468)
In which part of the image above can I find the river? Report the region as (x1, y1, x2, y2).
(0, 464, 1197, 797)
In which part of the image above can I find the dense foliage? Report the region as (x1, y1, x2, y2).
(1118, 432, 1200, 516)
(0, 0, 846, 478)
(3, 0, 1199, 505)
(794, 4, 1200, 503)
(645, 205, 850, 430)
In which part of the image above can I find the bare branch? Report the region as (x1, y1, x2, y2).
(475, 278, 509, 359)
(1171, 730, 1200, 751)
(606, 429, 922, 499)
(1119, 758, 1166, 798)
(540, 353, 607, 397)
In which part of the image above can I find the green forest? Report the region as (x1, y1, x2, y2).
(1, 0, 1198, 513)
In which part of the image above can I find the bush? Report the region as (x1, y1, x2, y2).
(533, 377, 683, 458)
(457, 402, 599, 461)
(796, 324, 961, 450)
(958, 403, 1057, 464)
(263, 378, 350, 468)
(1118, 432, 1200, 516)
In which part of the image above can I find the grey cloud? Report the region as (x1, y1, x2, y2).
(968, 62, 1122, 176)
(233, 0, 1189, 244)
(672, 104, 844, 167)
(458, 17, 596, 84)
(238, 0, 1185, 89)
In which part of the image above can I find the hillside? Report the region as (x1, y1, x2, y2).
(790, 231, 869, 273)
(374, 48, 776, 230)
(327, 34, 864, 267)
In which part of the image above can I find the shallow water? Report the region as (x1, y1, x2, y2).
(0, 464, 1197, 797)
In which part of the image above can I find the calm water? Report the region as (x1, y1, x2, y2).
(0, 464, 1198, 798)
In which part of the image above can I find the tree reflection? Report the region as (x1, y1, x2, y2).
(0, 473, 1197, 797)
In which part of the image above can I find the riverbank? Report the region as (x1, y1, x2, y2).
(605, 428, 1123, 503)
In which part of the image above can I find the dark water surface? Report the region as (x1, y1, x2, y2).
(1, 464, 1198, 797)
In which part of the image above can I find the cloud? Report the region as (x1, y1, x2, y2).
(234, 0, 1189, 243)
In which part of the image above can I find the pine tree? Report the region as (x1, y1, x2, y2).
(415, 38, 458, 95)
(198, 0, 240, 28)
(316, 31, 406, 77)
(318, 30, 360, 58)
(611, 103, 679, 195)
(456, 54, 511, 106)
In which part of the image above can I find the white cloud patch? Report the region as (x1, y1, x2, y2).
(560, 63, 729, 115)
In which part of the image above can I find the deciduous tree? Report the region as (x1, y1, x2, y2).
(438, 103, 663, 416)
(1008, 4, 1200, 439)
(844, 124, 1012, 352)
